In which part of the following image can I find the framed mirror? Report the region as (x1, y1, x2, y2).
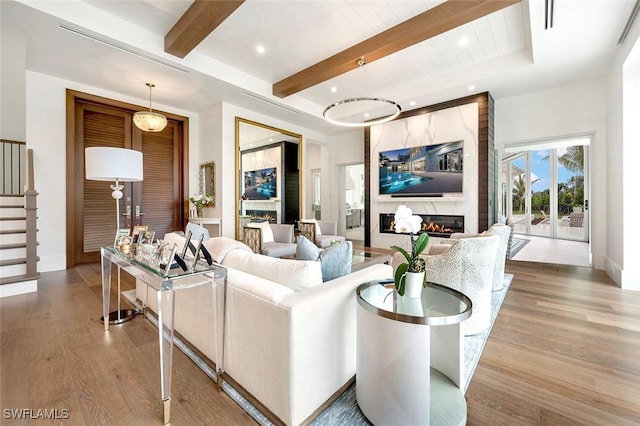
(199, 161, 215, 206)
(235, 117, 302, 240)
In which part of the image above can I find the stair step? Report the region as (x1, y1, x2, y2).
(0, 273, 40, 286)
(0, 243, 26, 250)
(0, 229, 27, 235)
(0, 204, 24, 208)
(0, 256, 39, 267)
(0, 216, 27, 221)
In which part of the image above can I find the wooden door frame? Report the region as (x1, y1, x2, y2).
(65, 89, 190, 268)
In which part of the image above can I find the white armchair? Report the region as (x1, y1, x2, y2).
(393, 233, 500, 335)
(243, 222, 297, 258)
(447, 223, 512, 291)
(298, 220, 346, 248)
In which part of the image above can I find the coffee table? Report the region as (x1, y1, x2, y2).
(350, 249, 391, 272)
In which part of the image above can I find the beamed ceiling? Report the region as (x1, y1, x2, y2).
(2, 0, 637, 136)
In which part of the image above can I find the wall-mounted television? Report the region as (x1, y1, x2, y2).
(379, 141, 463, 196)
(244, 167, 277, 199)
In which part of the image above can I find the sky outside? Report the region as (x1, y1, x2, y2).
(512, 147, 581, 193)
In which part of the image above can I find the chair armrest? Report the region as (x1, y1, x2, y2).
(243, 226, 262, 253)
(450, 232, 481, 240)
(318, 220, 338, 235)
(427, 244, 453, 255)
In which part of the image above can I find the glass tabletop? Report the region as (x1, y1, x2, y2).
(102, 245, 222, 279)
(357, 281, 472, 325)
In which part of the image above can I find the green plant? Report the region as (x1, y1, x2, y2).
(390, 205, 429, 296)
(189, 193, 214, 210)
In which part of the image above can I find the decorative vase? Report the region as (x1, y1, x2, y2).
(196, 207, 202, 218)
(403, 271, 424, 298)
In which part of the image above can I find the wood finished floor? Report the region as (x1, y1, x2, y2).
(2, 260, 640, 425)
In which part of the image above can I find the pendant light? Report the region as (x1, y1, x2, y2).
(322, 58, 401, 128)
(133, 83, 167, 132)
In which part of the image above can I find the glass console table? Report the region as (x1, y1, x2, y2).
(100, 246, 227, 425)
(356, 281, 472, 426)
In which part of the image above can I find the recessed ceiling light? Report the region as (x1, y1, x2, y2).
(468, 85, 476, 91)
(256, 45, 265, 54)
(364, 113, 371, 118)
(410, 100, 416, 106)
(330, 86, 337, 93)
(458, 37, 469, 47)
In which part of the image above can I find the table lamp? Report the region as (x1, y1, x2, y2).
(85, 146, 143, 324)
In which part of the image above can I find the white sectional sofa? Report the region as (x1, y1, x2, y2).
(136, 235, 392, 425)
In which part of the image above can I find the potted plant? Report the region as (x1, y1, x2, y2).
(189, 193, 214, 217)
(390, 205, 429, 297)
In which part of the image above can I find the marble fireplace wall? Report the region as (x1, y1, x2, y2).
(369, 102, 479, 250)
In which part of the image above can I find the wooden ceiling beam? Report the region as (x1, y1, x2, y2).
(165, 0, 245, 59)
(273, 0, 520, 98)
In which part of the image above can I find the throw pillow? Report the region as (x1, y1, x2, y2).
(246, 221, 274, 244)
(295, 235, 320, 261)
(319, 240, 352, 281)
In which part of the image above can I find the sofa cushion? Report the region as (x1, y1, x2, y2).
(223, 249, 323, 291)
(246, 221, 274, 244)
(262, 242, 297, 258)
(319, 240, 352, 281)
(295, 235, 320, 261)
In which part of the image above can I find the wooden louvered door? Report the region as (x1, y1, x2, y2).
(131, 122, 182, 241)
(71, 99, 185, 266)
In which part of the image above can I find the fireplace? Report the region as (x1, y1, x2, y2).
(246, 209, 277, 224)
(379, 213, 464, 238)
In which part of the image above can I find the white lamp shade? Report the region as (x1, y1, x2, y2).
(85, 147, 143, 182)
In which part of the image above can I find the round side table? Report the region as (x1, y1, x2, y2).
(356, 281, 472, 426)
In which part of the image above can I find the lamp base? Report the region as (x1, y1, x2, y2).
(101, 309, 139, 325)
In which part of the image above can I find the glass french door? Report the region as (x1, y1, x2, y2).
(502, 137, 589, 242)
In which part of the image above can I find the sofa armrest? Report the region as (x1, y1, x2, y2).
(225, 262, 392, 426)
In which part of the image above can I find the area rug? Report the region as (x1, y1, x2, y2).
(509, 237, 530, 259)
(216, 274, 514, 426)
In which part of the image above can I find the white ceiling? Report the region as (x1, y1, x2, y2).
(2, 0, 636, 136)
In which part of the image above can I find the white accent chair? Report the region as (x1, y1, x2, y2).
(394, 233, 500, 335)
(447, 223, 512, 291)
(298, 220, 345, 248)
(243, 222, 297, 258)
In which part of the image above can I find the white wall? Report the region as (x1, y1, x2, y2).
(609, 23, 640, 289)
(25, 71, 199, 272)
(495, 78, 608, 271)
(1, 24, 26, 141)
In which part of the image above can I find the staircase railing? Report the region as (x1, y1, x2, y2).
(0, 140, 38, 285)
(24, 149, 38, 279)
(1, 140, 27, 195)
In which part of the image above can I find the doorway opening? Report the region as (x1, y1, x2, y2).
(342, 164, 365, 243)
(502, 135, 590, 266)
